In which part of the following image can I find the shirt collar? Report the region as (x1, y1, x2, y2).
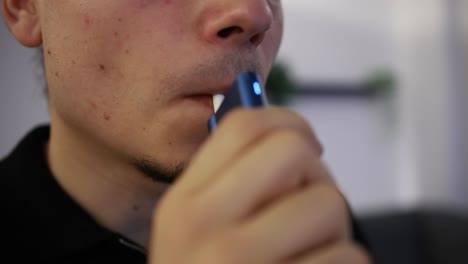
(3, 125, 121, 259)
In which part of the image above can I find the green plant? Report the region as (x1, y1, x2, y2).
(265, 62, 298, 105)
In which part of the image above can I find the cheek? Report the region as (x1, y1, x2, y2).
(259, 22, 284, 75)
(270, 15, 284, 54)
(42, 10, 140, 112)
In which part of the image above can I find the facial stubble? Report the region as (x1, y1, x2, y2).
(133, 50, 262, 184)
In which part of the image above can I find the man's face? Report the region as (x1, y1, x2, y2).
(38, 0, 283, 179)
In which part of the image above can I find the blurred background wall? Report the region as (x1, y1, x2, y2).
(277, 0, 467, 215)
(278, 0, 396, 214)
(0, 17, 49, 157)
(1, 0, 466, 216)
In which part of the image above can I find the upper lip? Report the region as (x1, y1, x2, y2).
(182, 70, 262, 97)
(184, 80, 234, 98)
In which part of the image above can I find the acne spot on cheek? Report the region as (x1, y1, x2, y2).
(117, 17, 123, 23)
(164, 0, 172, 5)
(47, 49, 52, 55)
(88, 101, 97, 111)
(138, 0, 152, 8)
(124, 49, 130, 55)
(72, 60, 76, 65)
(55, 72, 60, 78)
(84, 15, 92, 27)
(103, 113, 111, 121)
(99, 64, 106, 71)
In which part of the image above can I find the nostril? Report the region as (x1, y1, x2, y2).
(250, 33, 265, 46)
(217, 26, 243, 39)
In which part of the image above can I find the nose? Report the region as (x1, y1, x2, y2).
(199, 0, 273, 47)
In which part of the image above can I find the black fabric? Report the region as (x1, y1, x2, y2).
(358, 209, 468, 264)
(351, 213, 374, 257)
(0, 125, 146, 263)
(1, 125, 372, 263)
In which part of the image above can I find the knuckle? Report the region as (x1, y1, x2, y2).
(224, 108, 269, 136)
(277, 107, 311, 130)
(176, 200, 212, 237)
(152, 189, 187, 223)
(221, 107, 324, 156)
(200, 230, 245, 264)
(345, 243, 373, 264)
(152, 192, 172, 225)
(269, 107, 324, 155)
(312, 184, 350, 235)
(275, 128, 304, 143)
(273, 129, 314, 160)
(154, 194, 208, 241)
(315, 184, 347, 210)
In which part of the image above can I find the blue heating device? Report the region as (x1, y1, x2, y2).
(208, 72, 268, 132)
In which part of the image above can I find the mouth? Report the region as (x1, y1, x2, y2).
(182, 82, 231, 113)
(185, 94, 214, 110)
(181, 73, 250, 112)
(212, 94, 225, 113)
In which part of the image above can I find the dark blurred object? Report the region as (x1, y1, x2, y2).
(363, 69, 396, 98)
(265, 62, 298, 105)
(357, 209, 468, 264)
(282, 68, 396, 98)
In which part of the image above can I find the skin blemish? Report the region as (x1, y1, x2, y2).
(84, 15, 91, 26)
(55, 72, 59, 78)
(47, 49, 52, 55)
(72, 60, 76, 65)
(138, 0, 152, 8)
(117, 17, 123, 23)
(124, 49, 130, 55)
(164, 0, 172, 5)
(89, 101, 97, 110)
(103, 113, 111, 121)
(99, 64, 106, 71)
(133, 205, 140, 212)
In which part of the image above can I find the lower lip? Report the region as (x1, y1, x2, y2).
(186, 95, 213, 110)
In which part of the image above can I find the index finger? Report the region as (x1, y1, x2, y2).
(172, 107, 323, 196)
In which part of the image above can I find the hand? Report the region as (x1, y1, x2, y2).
(148, 107, 371, 264)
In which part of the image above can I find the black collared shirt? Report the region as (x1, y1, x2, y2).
(1, 125, 147, 263)
(1, 125, 372, 263)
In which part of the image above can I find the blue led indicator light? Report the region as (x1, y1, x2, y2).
(253, 82, 262, 95)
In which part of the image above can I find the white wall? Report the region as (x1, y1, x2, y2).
(0, 20, 49, 158)
(290, 97, 398, 213)
(458, 0, 468, 210)
(280, 0, 467, 213)
(279, 0, 394, 83)
(280, 0, 399, 213)
(392, 0, 467, 210)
